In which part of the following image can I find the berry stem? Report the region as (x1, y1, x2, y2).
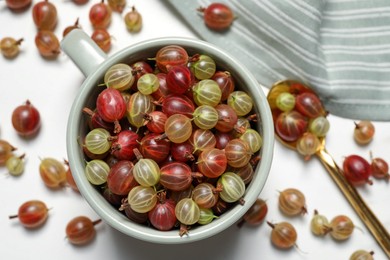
(92, 219, 102, 226)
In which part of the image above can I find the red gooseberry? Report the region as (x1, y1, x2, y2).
(96, 88, 126, 133)
(91, 29, 111, 53)
(275, 110, 308, 142)
(148, 192, 177, 231)
(9, 200, 49, 228)
(89, 0, 112, 29)
(65, 216, 102, 245)
(11, 100, 41, 137)
(32, 0, 57, 31)
(343, 154, 372, 186)
(198, 3, 235, 31)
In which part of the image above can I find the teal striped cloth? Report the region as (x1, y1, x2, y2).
(167, 0, 390, 121)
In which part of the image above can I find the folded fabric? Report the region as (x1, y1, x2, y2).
(166, 0, 390, 121)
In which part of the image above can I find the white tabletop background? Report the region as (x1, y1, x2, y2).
(1, 1, 389, 259)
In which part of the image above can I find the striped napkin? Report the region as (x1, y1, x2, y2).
(166, 0, 390, 121)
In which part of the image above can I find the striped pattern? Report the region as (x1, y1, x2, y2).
(167, 0, 390, 120)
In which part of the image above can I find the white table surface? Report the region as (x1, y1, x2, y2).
(1, 1, 389, 260)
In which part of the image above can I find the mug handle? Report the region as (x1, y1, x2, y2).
(60, 29, 107, 78)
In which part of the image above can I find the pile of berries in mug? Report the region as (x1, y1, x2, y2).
(81, 44, 263, 236)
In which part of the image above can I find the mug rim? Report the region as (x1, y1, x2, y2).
(66, 36, 274, 244)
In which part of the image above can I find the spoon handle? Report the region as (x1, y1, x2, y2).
(316, 147, 390, 257)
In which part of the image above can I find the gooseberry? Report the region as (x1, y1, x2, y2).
(155, 45, 188, 73)
(310, 210, 330, 236)
(198, 3, 235, 31)
(309, 116, 330, 137)
(295, 92, 326, 118)
(127, 186, 157, 213)
(84, 128, 112, 155)
(161, 94, 195, 118)
(238, 198, 268, 227)
(110, 129, 139, 160)
(267, 221, 298, 249)
(192, 105, 218, 130)
(164, 114, 192, 143)
(137, 73, 159, 95)
(143, 111, 167, 134)
(193, 79, 222, 107)
(104, 63, 134, 91)
(126, 91, 155, 129)
(217, 171, 245, 203)
(189, 129, 216, 155)
(354, 121, 375, 145)
(139, 133, 170, 164)
(124, 6, 142, 32)
(370, 152, 389, 180)
(9, 200, 49, 228)
(159, 162, 198, 192)
(35, 30, 60, 58)
(227, 91, 253, 116)
(211, 70, 235, 101)
(240, 129, 263, 153)
(106, 160, 137, 195)
(197, 148, 227, 178)
(39, 157, 67, 188)
(6, 153, 25, 176)
(65, 216, 102, 245)
(198, 208, 218, 225)
(166, 65, 193, 94)
(296, 132, 321, 160)
(275, 110, 308, 142)
(175, 198, 200, 234)
(215, 104, 238, 133)
(224, 138, 252, 168)
(85, 159, 110, 185)
(96, 88, 126, 133)
(148, 192, 176, 231)
(0, 37, 23, 59)
(170, 141, 194, 163)
(192, 183, 221, 209)
(133, 150, 161, 187)
(32, 0, 57, 31)
(91, 29, 111, 53)
(190, 54, 216, 80)
(11, 100, 41, 137)
(276, 92, 295, 112)
(278, 188, 307, 216)
(89, 0, 112, 29)
(343, 154, 372, 186)
(329, 215, 355, 241)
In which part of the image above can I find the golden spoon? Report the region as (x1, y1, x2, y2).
(267, 79, 390, 257)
